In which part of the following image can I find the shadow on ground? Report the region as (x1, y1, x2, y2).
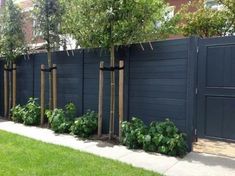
(183, 152, 235, 170)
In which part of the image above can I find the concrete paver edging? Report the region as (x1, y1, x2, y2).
(0, 120, 235, 176)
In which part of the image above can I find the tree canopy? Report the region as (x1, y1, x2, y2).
(32, 0, 64, 51)
(0, 0, 25, 63)
(176, 0, 235, 38)
(218, 0, 235, 33)
(32, 0, 64, 110)
(61, 0, 171, 48)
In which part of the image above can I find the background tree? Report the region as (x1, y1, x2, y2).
(61, 0, 171, 139)
(218, 0, 235, 34)
(176, 0, 234, 38)
(33, 0, 64, 109)
(0, 0, 25, 116)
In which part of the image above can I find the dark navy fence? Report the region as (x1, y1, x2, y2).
(0, 37, 201, 149)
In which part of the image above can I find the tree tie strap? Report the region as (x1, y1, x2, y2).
(4, 68, 16, 72)
(100, 66, 124, 71)
(41, 66, 57, 72)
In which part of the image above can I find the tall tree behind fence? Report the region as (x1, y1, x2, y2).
(0, 38, 197, 149)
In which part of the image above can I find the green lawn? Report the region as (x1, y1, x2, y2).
(0, 130, 160, 176)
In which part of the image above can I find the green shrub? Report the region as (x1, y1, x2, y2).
(47, 102, 77, 134)
(143, 119, 187, 157)
(71, 110, 98, 138)
(23, 98, 40, 126)
(10, 104, 25, 123)
(121, 117, 147, 149)
(47, 108, 64, 132)
(65, 102, 76, 120)
(121, 118, 188, 157)
(47, 109, 71, 133)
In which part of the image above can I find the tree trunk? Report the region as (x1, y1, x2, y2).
(109, 45, 115, 140)
(47, 48, 53, 110)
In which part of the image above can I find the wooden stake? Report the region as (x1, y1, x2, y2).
(40, 65, 45, 126)
(12, 64, 16, 108)
(109, 45, 115, 140)
(48, 49, 53, 110)
(118, 60, 124, 140)
(8, 63, 12, 119)
(98, 61, 104, 137)
(52, 64, 57, 109)
(4, 64, 8, 118)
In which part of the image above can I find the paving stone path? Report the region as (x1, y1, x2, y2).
(194, 138, 235, 158)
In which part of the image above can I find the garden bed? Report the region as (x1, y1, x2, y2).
(10, 98, 188, 158)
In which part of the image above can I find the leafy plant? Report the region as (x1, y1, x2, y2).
(70, 110, 98, 138)
(217, 0, 235, 35)
(143, 119, 187, 157)
(45, 108, 52, 120)
(10, 105, 25, 123)
(121, 117, 147, 149)
(176, 0, 234, 38)
(23, 98, 40, 126)
(47, 109, 70, 134)
(121, 118, 188, 157)
(0, 0, 25, 62)
(61, 0, 171, 48)
(47, 102, 76, 133)
(64, 102, 76, 120)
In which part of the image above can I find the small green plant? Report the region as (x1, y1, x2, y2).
(121, 117, 148, 149)
(23, 98, 41, 126)
(70, 110, 98, 138)
(121, 118, 188, 157)
(143, 119, 187, 157)
(64, 102, 76, 120)
(47, 102, 77, 134)
(47, 109, 72, 134)
(10, 104, 25, 123)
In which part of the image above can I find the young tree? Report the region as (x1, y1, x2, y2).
(0, 0, 25, 116)
(61, 0, 170, 138)
(176, 0, 234, 38)
(33, 0, 63, 109)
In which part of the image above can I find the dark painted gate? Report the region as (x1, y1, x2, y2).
(197, 37, 235, 141)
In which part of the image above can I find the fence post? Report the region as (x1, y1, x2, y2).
(98, 61, 104, 137)
(119, 60, 124, 140)
(40, 64, 45, 126)
(4, 64, 8, 118)
(12, 64, 16, 108)
(52, 64, 57, 109)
